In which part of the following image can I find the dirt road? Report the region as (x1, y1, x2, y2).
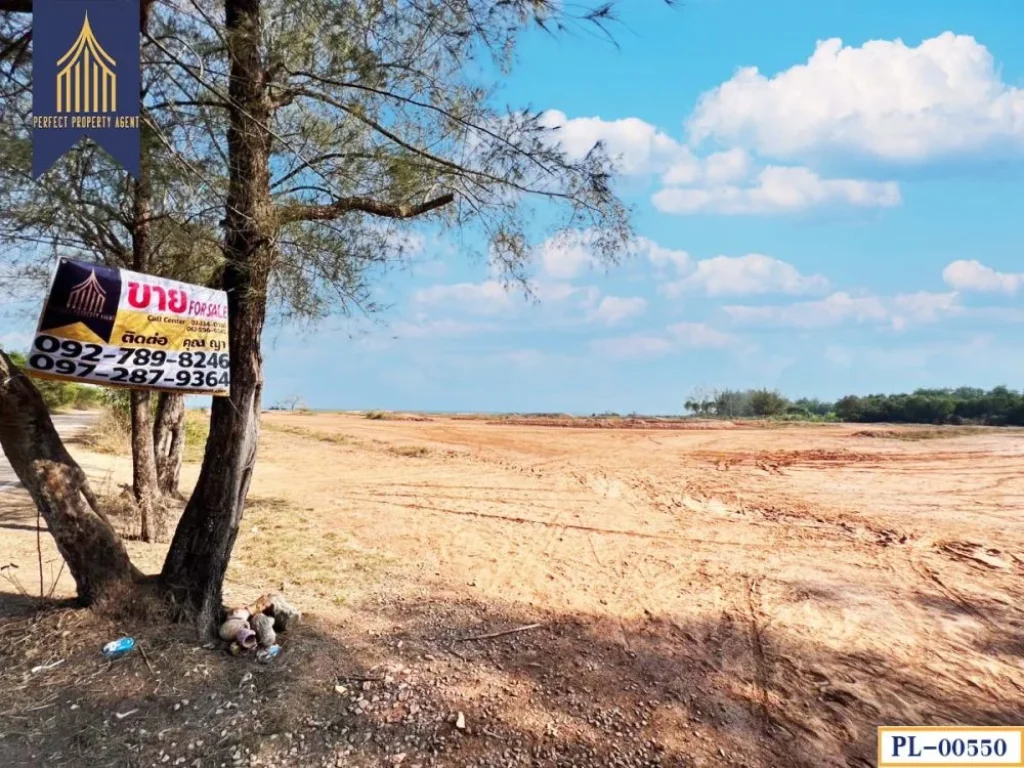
(2, 413, 1023, 767)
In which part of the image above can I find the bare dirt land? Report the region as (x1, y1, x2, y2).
(2, 414, 1024, 767)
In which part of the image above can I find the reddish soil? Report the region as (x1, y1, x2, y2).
(2, 415, 1023, 767)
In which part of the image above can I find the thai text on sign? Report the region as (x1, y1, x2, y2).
(26, 258, 230, 396)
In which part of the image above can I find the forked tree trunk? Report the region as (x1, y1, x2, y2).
(0, 352, 137, 603)
(160, 0, 272, 636)
(153, 392, 186, 497)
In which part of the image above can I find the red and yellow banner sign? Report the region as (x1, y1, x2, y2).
(26, 258, 230, 396)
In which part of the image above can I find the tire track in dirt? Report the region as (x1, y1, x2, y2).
(745, 575, 775, 763)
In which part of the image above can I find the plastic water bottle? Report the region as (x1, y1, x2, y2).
(102, 637, 136, 659)
(255, 644, 281, 663)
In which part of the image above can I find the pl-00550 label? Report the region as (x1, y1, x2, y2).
(879, 727, 1024, 767)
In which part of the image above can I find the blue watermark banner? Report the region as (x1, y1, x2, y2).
(32, 0, 141, 178)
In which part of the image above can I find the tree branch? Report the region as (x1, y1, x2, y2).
(278, 193, 454, 223)
(148, 98, 229, 111)
(286, 68, 556, 178)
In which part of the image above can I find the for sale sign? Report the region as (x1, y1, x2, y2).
(26, 258, 230, 396)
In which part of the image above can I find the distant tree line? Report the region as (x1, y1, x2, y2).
(4, 351, 104, 412)
(684, 386, 1024, 425)
(834, 387, 1024, 426)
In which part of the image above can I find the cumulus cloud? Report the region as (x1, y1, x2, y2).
(541, 110, 687, 175)
(653, 166, 900, 215)
(538, 231, 596, 279)
(629, 239, 828, 298)
(414, 277, 603, 324)
(943, 259, 1024, 294)
(543, 110, 899, 215)
(633, 237, 692, 272)
(663, 254, 830, 298)
(588, 296, 648, 326)
(663, 147, 754, 186)
(688, 33, 1024, 162)
(530, 280, 601, 308)
(412, 281, 516, 314)
(723, 291, 962, 329)
(890, 291, 963, 327)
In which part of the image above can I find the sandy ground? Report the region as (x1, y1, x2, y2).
(2, 413, 1024, 767)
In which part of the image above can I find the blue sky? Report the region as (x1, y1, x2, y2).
(7, 0, 1024, 414)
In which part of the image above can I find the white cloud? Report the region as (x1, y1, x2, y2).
(583, 236, 831, 301)
(666, 322, 736, 349)
(530, 280, 601, 309)
(532, 231, 602, 280)
(541, 110, 687, 175)
(688, 33, 1024, 162)
(412, 281, 516, 314)
(588, 296, 647, 326)
(633, 237, 692, 272)
(538, 232, 595, 279)
(544, 110, 902, 215)
(943, 259, 1024, 294)
(662, 147, 754, 186)
(891, 291, 963, 328)
(703, 148, 756, 185)
(653, 165, 900, 215)
(723, 291, 961, 329)
(723, 293, 888, 328)
(630, 239, 829, 299)
(662, 253, 829, 298)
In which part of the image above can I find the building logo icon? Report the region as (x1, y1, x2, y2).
(66, 270, 108, 315)
(31, 0, 141, 179)
(39, 259, 122, 343)
(56, 13, 117, 115)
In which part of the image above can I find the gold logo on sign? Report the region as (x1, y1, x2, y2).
(67, 270, 107, 314)
(56, 13, 117, 114)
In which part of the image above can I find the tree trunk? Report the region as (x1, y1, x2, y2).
(160, 0, 273, 636)
(130, 390, 163, 541)
(129, 119, 164, 542)
(153, 392, 186, 497)
(0, 352, 137, 603)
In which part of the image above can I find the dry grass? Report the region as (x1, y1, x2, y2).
(851, 425, 994, 440)
(263, 422, 357, 446)
(181, 411, 210, 462)
(387, 445, 431, 458)
(76, 408, 211, 463)
(76, 409, 131, 455)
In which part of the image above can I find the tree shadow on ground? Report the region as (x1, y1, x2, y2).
(2, 588, 1024, 768)
(0, 496, 41, 533)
